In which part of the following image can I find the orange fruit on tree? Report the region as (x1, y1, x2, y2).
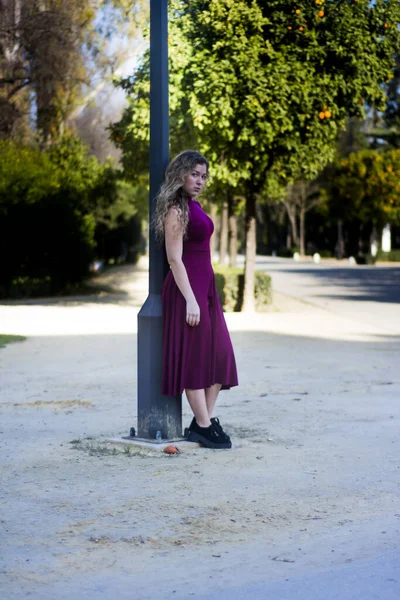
(296, 9, 301, 14)
(324, 110, 331, 118)
(384, 23, 390, 29)
(288, 26, 292, 30)
(318, 10, 324, 17)
(319, 111, 325, 119)
(299, 26, 304, 31)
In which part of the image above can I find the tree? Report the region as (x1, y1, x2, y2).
(385, 54, 400, 136)
(0, 0, 149, 143)
(364, 54, 400, 150)
(174, 0, 400, 309)
(113, 0, 400, 309)
(0, 135, 142, 296)
(283, 180, 325, 256)
(330, 149, 400, 227)
(0, 138, 96, 293)
(45, 135, 143, 263)
(0, 0, 95, 141)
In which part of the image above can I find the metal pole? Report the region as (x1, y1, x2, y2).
(137, 0, 182, 439)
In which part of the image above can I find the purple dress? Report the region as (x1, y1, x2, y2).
(161, 198, 238, 396)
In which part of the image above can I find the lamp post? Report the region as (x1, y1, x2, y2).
(137, 0, 182, 439)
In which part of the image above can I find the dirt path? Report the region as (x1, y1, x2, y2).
(1, 260, 399, 599)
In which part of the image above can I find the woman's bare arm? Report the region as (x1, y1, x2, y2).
(165, 207, 200, 326)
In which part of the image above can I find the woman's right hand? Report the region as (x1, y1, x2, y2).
(186, 298, 200, 327)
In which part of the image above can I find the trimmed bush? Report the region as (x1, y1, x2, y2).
(319, 249, 333, 258)
(0, 189, 96, 297)
(377, 250, 400, 262)
(355, 254, 376, 265)
(277, 247, 299, 258)
(254, 270, 273, 311)
(0, 138, 142, 298)
(213, 265, 272, 312)
(214, 267, 242, 311)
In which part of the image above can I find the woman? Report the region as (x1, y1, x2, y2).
(155, 150, 238, 449)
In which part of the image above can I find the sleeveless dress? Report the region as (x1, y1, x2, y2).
(161, 198, 239, 396)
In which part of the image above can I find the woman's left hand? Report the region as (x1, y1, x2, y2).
(186, 298, 200, 327)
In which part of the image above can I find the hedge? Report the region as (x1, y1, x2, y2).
(213, 265, 272, 312)
(0, 138, 142, 298)
(277, 247, 299, 258)
(355, 254, 376, 265)
(377, 250, 400, 262)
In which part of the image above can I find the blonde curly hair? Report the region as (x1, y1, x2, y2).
(154, 150, 209, 242)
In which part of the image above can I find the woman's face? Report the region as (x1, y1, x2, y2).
(183, 163, 208, 198)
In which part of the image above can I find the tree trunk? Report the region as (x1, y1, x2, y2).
(209, 203, 217, 261)
(299, 208, 305, 256)
(228, 195, 237, 268)
(358, 223, 364, 254)
(286, 225, 292, 250)
(242, 193, 256, 312)
(336, 219, 343, 259)
(219, 198, 229, 265)
(285, 203, 298, 248)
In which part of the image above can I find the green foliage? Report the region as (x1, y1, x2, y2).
(213, 265, 272, 311)
(110, 14, 198, 181)
(329, 148, 400, 225)
(384, 54, 400, 140)
(254, 270, 273, 311)
(0, 141, 58, 204)
(45, 136, 102, 199)
(174, 0, 400, 186)
(318, 249, 333, 258)
(113, 0, 400, 307)
(0, 137, 142, 297)
(377, 249, 400, 262)
(277, 247, 299, 258)
(0, 186, 97, 297)
(115, 1, 400, 183)
(214, 266, 243, 311)
(355, 254, 377, 265)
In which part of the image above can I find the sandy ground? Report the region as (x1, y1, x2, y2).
(1, 258, 400, 599)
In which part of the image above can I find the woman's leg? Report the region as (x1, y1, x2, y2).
(205, 383, 222, 418)
(185, 388, 211, 427)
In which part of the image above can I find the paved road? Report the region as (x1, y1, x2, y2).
(255, 257, 400, 333)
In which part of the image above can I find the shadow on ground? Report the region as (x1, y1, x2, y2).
(261, 265, 400, 304)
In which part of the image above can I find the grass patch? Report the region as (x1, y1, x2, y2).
(0, 334, 26, 349)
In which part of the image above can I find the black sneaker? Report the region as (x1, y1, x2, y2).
(188, 417, 231, 444)
(211, 417, 231, 444)
(187, 420, 232, 449)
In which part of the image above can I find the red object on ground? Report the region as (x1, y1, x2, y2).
(163, 445, 180, 454)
